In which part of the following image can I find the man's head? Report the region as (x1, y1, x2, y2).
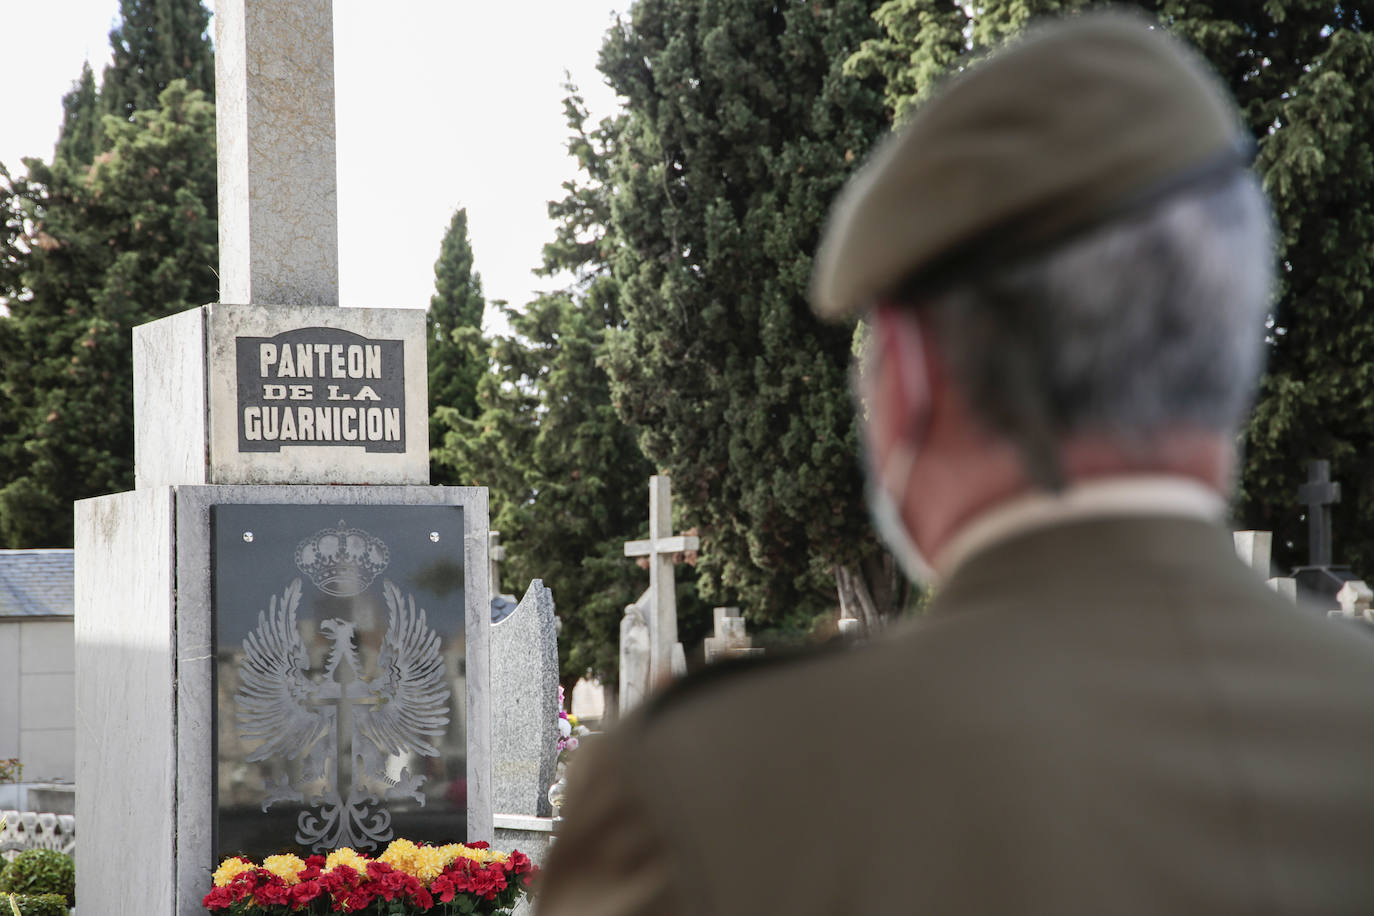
(811, 12, 1275, 578)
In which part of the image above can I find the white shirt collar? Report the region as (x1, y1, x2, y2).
(933, 475, 1227, 580)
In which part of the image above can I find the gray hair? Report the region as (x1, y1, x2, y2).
(925, 171, 1274, 487)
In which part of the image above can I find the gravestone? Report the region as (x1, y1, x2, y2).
(623, 476, 697, 687)
(491, 581, 559, 818)
(490, 581, 560, 865)
(703, 607, 763, 664)
(1290, 460, 1364, 607)
(74, 2, 490, 912)
(1232, 530, 1298, 598)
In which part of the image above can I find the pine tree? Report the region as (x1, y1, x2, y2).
(102, 0, 215, 128)
(427, 208, 486, 486)
(850, 0, 1374, 576)
(598, 0, 901, 632)
(55, 63, 101, 168)
(0, 82, 217, 546)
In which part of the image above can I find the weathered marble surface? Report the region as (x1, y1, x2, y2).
(134, 306, 208, 489)
(216, 0, 340, 308)
(491, 581, 559, 818)
(74, 488, 176, 913)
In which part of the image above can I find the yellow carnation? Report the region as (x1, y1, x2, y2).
(412, 845, 451, 883)
(263, 853, 306, 886)
(379, 838, 421, 876)
(325, 847, 371, 875)
(212, 857, 256, 887)
(452, 845, 487, 865)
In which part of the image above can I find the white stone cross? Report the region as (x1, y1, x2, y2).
(624, 476, 699, 685)
(217, 0, 340, 307)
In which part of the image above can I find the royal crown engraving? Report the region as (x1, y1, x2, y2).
(295, 521, 390, 597)
(236, 527, 451, 853)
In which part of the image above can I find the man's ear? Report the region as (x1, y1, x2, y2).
(873, 303, 938, 443)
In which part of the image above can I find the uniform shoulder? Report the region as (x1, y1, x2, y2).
(639, 638, 851, 722)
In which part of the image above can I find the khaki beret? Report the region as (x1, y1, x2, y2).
(810, 10, 1253, 319)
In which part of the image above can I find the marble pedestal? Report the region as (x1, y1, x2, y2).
(75, 484, 490, 915)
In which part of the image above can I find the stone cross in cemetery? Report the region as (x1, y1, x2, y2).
(624, 476, 699, 689)
(1299, 459, 1341, 568)
(1290, 460, 1366, 607)
(74, 2, 491, 911)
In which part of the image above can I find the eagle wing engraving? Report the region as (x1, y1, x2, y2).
(237, 578, 327, 762)
(358, 580, 451, 757)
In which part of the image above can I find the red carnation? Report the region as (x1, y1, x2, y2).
(505, 850, 533, 875)
(467, 841, 490, 849)
(290, 879, 323, 906)
(252, 881, 290, 906)
(431, 873, 456, 903)
(471, 864, 509, 899)
(203, 886, 236, 909)
(343, 885, 377, 910)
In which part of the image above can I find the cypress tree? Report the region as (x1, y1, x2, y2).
(102, 0, 215, 128)
(426, 208, 486, 486)
(55, 63, 101, 168)
(850, 0, 1374, 576)
(599, 0, 901, 631)
(435, 92, 700, 684)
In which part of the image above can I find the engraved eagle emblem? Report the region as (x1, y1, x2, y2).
(236, 577, 451, 852)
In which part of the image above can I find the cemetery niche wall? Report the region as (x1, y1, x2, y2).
(212, 505, 467, 860)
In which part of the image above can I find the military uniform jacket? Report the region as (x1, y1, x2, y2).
(536, 515, 1374, 915)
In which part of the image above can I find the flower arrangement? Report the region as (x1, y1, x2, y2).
(204, 839, 537, 914)
(556, 686, 589, 766)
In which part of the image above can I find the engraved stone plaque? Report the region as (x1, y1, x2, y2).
(133, 303, 429, 488)
(235, 327, 405, 453)
(212, 504, 466, 860)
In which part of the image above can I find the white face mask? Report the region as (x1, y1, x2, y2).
(864, 443, 938, 587)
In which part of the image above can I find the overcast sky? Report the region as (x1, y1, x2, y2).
(2, 0, 627, 332)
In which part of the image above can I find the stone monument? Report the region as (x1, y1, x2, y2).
(618, 593, 652, 714)
(74, 2, 490, 911)
(1290, 459, 1365, 607)
(623, 476, 697, 689)
(490, 580, 560, 864)
(1232, 530, 1298, 598)
(702, 607, 763, 664)
(491, 580, 559, 819)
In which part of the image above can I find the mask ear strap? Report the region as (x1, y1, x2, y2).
(880, 442, 917, 507)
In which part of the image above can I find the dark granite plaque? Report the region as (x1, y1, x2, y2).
(212, 505, 466, 861)
(235, 327, 406, 453)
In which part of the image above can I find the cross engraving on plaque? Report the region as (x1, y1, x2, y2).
(624, 476, 699, 685)
(1298, 459, 1341, 568)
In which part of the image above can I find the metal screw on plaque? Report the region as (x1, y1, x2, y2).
(243, 531, 255, 543)
(429, 532, 440, 543)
